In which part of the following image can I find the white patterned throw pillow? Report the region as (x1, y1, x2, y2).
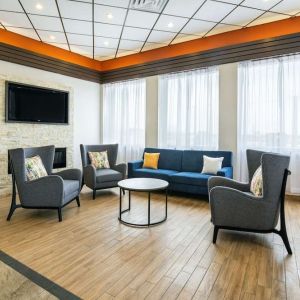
(250, 166, 263, 196)
(88, 151, 110, 169)
(201, 155, 224, 174)
(25, 155, 48, 181)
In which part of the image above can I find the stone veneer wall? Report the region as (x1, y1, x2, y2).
(0, 75, 74, 196)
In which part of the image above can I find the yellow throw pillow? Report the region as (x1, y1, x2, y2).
(143, 152, 160, 169)
(250, 166, 263, 196)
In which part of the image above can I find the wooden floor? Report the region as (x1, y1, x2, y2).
(0, 188, 300, 300)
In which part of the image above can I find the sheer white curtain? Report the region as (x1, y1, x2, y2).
(158, 67, 219, 150)
(103, 79, 146, 163)
(237, 54, 300, 193)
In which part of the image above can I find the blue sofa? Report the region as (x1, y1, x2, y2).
(128, 148, 233, 196)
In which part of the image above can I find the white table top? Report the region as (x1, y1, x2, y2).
(118, 178, 169, 191)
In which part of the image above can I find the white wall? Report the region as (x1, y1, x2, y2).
(0, 60, 101, 169)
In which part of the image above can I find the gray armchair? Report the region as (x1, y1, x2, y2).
(80, 144, 126, 199)
(8, 145, 82, 222)
(208, 149, 292, 254)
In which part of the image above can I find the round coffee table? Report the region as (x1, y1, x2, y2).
(118, 178, 169, 227)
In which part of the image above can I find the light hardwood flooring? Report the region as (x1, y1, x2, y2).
(0, 188, 300, 300)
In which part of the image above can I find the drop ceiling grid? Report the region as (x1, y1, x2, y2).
(0, 0, 298, 61)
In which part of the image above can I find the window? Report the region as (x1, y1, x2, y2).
(158, 67, 219, 150)
(103, 79, 146, 163)
(237, 54, 300, 193)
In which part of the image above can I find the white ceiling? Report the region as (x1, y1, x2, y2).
(0, 0, 299, 61)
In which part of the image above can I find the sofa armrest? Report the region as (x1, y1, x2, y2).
(128, 160, 143, 178)
(112, 163, 127, 179)
(217, 167, 233, 178)
(208, 176, 250, 193)
(83, 165, 96, 189)
(23, 175, 64, 207)
(54, 168, 82, 181)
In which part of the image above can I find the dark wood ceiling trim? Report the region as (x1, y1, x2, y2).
(0, 42, 100, 83)
(100, 32, 300, 83)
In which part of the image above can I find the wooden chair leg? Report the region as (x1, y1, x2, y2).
(213, 226, 219, 244)
(58, 208, 62, 222)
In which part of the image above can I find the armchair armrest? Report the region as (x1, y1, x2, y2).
(210, 186, 272, 230)
(83, 165, 96, 189)
(23, 175, 64, 207)
(112, 163, 126, 179)
(217, 167, 233, 178)
(54, 168, 82, 182)
(128, 160, 143, 178)
(208, 176, 250, 193)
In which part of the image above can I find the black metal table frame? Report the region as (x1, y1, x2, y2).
(118, 187, 168, 227)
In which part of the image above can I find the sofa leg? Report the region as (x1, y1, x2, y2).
(213, 226, 219, 244)
(76, 196, 80, 207)
(93, 189, 96, 200)
(58, 208, 62, 222)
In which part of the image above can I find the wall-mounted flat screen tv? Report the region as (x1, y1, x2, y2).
(5, 82, 69, 124)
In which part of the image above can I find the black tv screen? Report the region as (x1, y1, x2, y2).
(6, 82, 69, 124)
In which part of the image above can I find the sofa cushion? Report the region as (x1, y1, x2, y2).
(96, 169, 122, 183)
(144, 148, 182, 171)
(182, 150, 232, 173)
(63, 180, 79, 196)
(170, 172, 211, 186)
(133, 168, 178, 181)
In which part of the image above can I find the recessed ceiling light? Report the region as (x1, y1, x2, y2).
(107, 13, 113, 19)
(49, 35, 56, 40)
(167, 22, 174, 28)
(104, 41, 109, 46)
(35, 3, 43, 10)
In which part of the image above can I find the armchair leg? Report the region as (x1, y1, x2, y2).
(93, 189, 96, 200)
(58, 208, 62, 222)
(213, 226, 219, 244)
(279, 229, 292, 255)
(7, 203, 21, 221)
(76, 196, 80, 207)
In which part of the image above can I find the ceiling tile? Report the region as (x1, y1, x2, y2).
(29, 15, 63, 31)
(222, 6, 263, 26)
(58, 0, 92, 21)
(47, 42, 70, 50)
(242, 0, 281, 10)
(205, 23, 242, 36)
(271, 0, 300, 15)
(119, 39, 143, 51)
(95, 36, 119, 48)
(247, 12, 289, 26)
(164, 0, 205, 18)
(194, 1, 236, 22)
(147, 30, 177, 43)
(181, 19, 215, 36)
(38, 30, 67, 43)
(171, 34, 200, 44)
(70, 45, 93, 57)
(94, 22, 122, 38)
(67, 33, 93, 46)
(95, 47, 116, 56)
(142, 42, 168, 52)
(125, 10, 159, 29)
(64, 19, 92, 35)
(154, 15, 188, 33)
(0, 0, 22, 12)
(0, 11, 32, 27)
(122, 26, 150, 41)
(117, 49, 139, 57)
(94, 4, 127, 25)
(21, 0, 59, 17)
(95, 0, 130, 8)
(6, 27, 39, 39)
(220, 0, 243, 4)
